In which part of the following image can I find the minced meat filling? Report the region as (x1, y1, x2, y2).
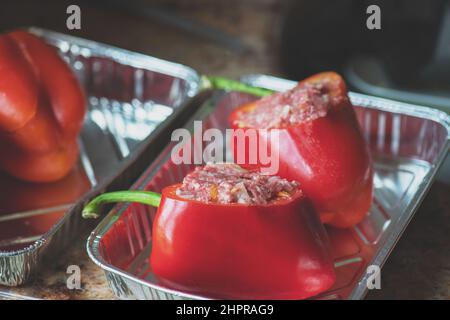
(176, 163, 298, 205)
(234, 83, 331, 129)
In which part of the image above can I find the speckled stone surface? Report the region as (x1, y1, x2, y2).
(366, 181, 450, 300)
(0, 236, 116, 300)
(0, 0, 448, 300)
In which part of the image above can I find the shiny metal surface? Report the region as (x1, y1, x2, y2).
(0, 28, 200, 286)
(87, 76, 449, 300)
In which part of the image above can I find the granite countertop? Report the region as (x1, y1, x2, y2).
(0, 0, 449, 300)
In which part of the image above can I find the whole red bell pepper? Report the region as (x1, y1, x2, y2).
(83, 168, 336, 300)
(229, 72, 373, 228)
(0, 30, 85, 182)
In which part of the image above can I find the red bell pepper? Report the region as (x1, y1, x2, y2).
(229, 72, 373, 228)
(83, 167, 336, 300)
(0, 30, 85, 182)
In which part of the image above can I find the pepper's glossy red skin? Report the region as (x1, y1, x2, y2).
(151, 184, 335, 299)
(229, 72, 373, 228)
(0, 31, 85, 182)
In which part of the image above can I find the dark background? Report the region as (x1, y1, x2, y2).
(1, 0, 447, 85)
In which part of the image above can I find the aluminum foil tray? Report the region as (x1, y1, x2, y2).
(0, 27, 200, 286)
(87, 75, 450, 300)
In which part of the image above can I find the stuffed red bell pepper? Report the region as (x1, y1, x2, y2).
(0, 30, 85, 182)
(229, 72, 373, 228)
(83, 163, 336, 299)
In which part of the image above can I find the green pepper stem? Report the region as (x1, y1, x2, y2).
(82, 191, 162, 219)
(201, 75, 273, 97)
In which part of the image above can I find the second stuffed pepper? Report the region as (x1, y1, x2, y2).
(229, 72, 373, 228)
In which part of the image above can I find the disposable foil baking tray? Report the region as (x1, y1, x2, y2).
(0, 27, 200, 286)
(87, 75, 450, 300)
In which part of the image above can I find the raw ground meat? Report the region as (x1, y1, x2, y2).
(176, 163, 299, 205)
(233, 83, 333, 129)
